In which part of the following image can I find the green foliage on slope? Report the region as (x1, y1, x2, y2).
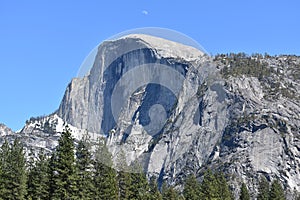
(0, 127, 293, 199)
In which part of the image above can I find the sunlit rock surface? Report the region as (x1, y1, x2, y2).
(1, 35, 299, 198)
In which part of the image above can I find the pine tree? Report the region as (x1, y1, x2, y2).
(183, 174, 201, 200)
(51, 126, 78, 199)
(269, 179, 286, 200)
(200, 169, 218, 199)
(0, 140, 10, 197)
(47, 152, 57, 199)
(161, 182, 179, 200)
(239, 183, 250, 200)
(149, 176, 162, 200)
(0, 139, 27, 200)
(118, 171, 132, 200)
(116, 149, 131, 200)
(75, 133, 94, 199)
(128, 161, 150, 200)
(93, 137, 118, 200)
(27, 149, 50, 200)
(257, 176, 269, 200)
(215, 172, 233, 200)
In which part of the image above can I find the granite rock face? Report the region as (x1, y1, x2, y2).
(57, 34, 207, 135)
(1, 35, 299, 198)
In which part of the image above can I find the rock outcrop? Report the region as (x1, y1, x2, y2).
(1, 35, 299, 198)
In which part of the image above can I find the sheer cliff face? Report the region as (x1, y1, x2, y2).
(55, 35, 300, 193)
(56, 34, 230, 180)
(57, 34, 209, 136)
(2, 35, 299, 195)
(57, 37, 155, 134)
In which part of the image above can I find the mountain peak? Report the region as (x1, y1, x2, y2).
(116, 34, 206, 61)
(1, 36, 299, 198)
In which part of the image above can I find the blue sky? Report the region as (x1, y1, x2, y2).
(0, 0, 299, 131)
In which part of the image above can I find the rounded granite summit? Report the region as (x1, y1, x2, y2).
(77, 27, 208, 78)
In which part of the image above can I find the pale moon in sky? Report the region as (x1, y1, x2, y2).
(142, 10, 149, 15)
